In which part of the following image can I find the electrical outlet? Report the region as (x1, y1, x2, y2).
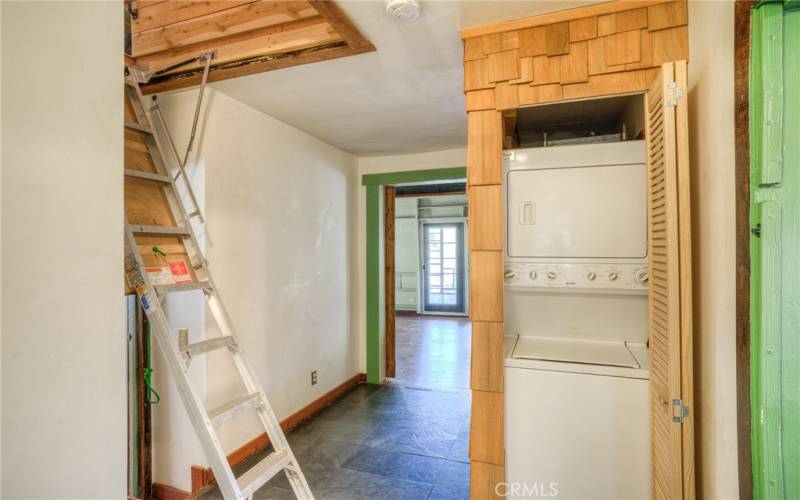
(311, 370, 318, 386)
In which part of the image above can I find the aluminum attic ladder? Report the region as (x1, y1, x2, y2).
(123, 66, 313, 500)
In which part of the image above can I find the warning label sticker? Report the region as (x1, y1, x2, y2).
(144, 259, 192, 286)
(144, 267, 173, 285)
(167, 259, 192, 284)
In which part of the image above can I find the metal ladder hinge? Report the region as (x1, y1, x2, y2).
(672, 399, 689, 423)
(666, 82, 685, 108)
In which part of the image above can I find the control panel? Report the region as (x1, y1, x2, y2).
(503, 262, 648, 291)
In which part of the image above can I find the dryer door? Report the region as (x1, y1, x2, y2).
(506, 163, 647, 259)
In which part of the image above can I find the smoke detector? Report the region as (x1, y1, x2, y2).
(386, 0, 421, 22)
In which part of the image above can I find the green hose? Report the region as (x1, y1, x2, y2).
(144, 322, 160, 405)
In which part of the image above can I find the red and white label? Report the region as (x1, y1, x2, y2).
(167, 259, 192, 284)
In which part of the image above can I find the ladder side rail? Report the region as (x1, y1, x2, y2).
(124, 229, 242, 499)
(150, 96, 205, 223)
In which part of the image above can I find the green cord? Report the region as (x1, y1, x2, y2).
(144, 322, 160, 405)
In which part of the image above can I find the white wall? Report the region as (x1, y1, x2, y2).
(1, 2, 125, 498)
(688, 2, 739, 498)
(356, 149, 466, 374)
(156, 88, 359, 489)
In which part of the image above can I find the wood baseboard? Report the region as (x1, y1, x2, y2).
(182, 372, 367, 493)
(152, 482, 191, 500)
(395, 310, 420, 317)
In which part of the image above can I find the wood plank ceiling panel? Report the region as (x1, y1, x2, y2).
(126, 0, 375, 94)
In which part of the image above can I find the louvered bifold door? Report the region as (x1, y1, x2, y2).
(645, 60, 695, 500)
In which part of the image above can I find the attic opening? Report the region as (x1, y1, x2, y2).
(123, 0, 375, 94)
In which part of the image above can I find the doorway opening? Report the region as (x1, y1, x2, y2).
(387, 182, 470, 390)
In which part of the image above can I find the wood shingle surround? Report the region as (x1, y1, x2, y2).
(462, 0, 689, 111)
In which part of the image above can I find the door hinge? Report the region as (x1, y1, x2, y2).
(751, 223, 762, 237)
(672, 399, 689, 423)
(666, 82, 685, 107)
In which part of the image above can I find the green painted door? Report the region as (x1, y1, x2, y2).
(750, 2, 800, 498)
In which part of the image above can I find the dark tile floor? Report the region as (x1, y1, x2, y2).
(199, 316, 471, 500)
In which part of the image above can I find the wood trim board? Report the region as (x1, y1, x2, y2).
(384, 186, 396, 379)
(734, 3, 755, 499)
(460, 0, 676, 39)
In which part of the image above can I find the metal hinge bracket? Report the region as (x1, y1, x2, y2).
(672, 399, 689, 423)
(666, 82, 685, 107)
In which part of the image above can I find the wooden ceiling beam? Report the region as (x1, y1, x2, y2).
(140, 42, 373, 94)
(308, 0, 374, 50)
(132, 0, 317, 57)
(129, 0, 256, 34)
(138, 16, 340, 75)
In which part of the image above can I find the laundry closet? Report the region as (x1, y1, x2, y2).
(503, 95, 651, 499)
(461, 3, 693, 498)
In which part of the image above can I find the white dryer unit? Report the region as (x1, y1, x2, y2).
(503, 141, 651, 499)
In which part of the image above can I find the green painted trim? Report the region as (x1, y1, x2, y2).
(365, 185, 381, 384)
(778, 7, 800, 499)
(750, 4, 800, 499)
(361, 167, 466, 186)
(759, 2, 784, 185)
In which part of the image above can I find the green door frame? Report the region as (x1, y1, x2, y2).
(750, 2, 800, 499)
(362, 167, 467, 383)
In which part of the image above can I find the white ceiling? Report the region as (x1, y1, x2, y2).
(211, 0, 604, 156)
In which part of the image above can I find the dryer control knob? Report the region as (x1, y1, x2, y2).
(546, 271, 557, 280)
(608, 271, 619, 281)
(504, 269, 516, 280)
(586, 271, 597, 281)
(529, 271, 538, 280)
(636, 271, 649, 284)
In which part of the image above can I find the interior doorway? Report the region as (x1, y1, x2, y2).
(386, 182, 470, 390)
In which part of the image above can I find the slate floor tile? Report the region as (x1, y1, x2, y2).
(340, 445, 444, 484)
(266, 436, 358, 491)
(333, 383, 384, 407)
(311, 468, 433, 500)
(429, 460, 470, 500)
(363, 415, 461, 458)
(291, 411, 380, 445)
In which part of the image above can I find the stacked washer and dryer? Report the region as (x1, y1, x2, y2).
(503, 140, 651, 499)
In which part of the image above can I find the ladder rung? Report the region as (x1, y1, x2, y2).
(125, 121, 153, 134)
(124, 169, 171, 183)
(237, 450, 293, 498)
(183, 336, 236, 357)
(208, 392, 262, 427)
(128, 224, 190, 236)
(154, 281, 211, 294)
(188, 210, 201, 218)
